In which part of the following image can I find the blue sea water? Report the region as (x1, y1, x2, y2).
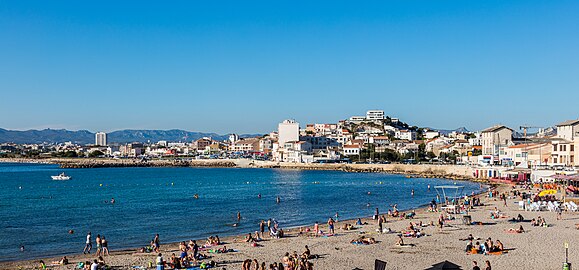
(0, 162, 481, 261)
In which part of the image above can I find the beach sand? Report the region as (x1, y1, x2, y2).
(2, 184, 577, 270)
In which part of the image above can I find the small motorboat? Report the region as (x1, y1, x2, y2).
(51, 172, 72, 180)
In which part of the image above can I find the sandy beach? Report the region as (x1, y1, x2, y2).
(2, 183, 577, 270)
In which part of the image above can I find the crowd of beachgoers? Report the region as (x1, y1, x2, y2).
(5, 180, 579, 270)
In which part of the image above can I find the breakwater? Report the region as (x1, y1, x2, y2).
(0, 157, 479, 180)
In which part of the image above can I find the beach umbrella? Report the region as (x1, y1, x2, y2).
(425, 260, 462, 270)
(538, 189, 557, 197)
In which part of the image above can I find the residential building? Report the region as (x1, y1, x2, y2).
(95, 132, 107, 146)
(424, 130, 440, 139)
(278, 120, 299, 146)
(342, 144, 361, 156)
(366, 110, 384, 120)
(481, 125, 513, 157)
(395, 130, 416, 141)
(231, 138, 260, 153)
(555, 119, 579, 141)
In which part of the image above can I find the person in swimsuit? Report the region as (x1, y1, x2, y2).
(95, 234, 102, 256)
(327, 218, 335, 234)
(83, 232, 92, 254)
(313, 222, 319, 237)
(101, 236, 109, 255)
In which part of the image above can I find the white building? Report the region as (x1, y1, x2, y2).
(556, 119, 579, 141)
(278, 120, 299, 146)
(95, 132, 107, 146)
(481, 125, 513, 157)
(342, 144, 361, 156)
(395, 130, 417, 141)
(366, 110, 384, 120)
(424, 130, 440, 139)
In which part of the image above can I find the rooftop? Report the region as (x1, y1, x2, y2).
(556, 119, 579, 127)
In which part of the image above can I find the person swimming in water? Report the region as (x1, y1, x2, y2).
(276, 196, 281, 204)
(237, 211, 241, 220)
(257, 193, 261, 199)
(110, 198, 115, 204)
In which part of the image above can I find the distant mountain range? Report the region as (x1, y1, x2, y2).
(0, 128, 262, 144)
(430, 127, 470, 135)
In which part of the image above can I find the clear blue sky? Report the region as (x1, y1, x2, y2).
(1, 1, 578, 134)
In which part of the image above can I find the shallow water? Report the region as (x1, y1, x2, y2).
(0, 162, 481, 261)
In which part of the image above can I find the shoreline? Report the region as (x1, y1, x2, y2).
(0, 181, 497, 269)
(0, 157, 479, 181)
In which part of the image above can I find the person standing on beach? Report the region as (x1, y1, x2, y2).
(327, 218, 335, 234)
(95, 234, 102, 256)
(335, 212, 339, 222)
(192, 240, 199, 260)
(153, 234, 160, 253)
(83, 232, 92, 254)
(314, 222, 319, 237)
(259, 220, 265, 238)
(374, 207, 379, 220)
(101, 236, 109, 256)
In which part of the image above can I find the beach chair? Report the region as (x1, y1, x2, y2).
(374, 259, 387, 270)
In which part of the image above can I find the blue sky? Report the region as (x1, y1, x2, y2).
(1, 1, 578, 134)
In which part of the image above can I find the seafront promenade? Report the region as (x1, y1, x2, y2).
(0, 158, 476, 180)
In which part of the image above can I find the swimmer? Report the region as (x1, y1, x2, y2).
(257, 193, 261, 199)
(367, 191, 371, 195)
(232, 223, 238, 227)
(69, 230, 74, 234)
(237, 211, 241, 220)
(367, 202, 371, 207)
(427, 185, 431, 191)
(411, 189, 414, 196)
(193, 194, 199, 199)
(20, 245, 25, 252)
(276, 196, 281, 204)
(110, 198, 115, 204)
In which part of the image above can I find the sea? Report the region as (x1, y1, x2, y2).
(0, 162, 482, 261)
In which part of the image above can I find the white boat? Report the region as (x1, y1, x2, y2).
(51, 173, 71, 180)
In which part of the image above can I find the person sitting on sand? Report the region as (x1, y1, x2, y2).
(342, 223, 354, 230)
(467, 234, 474, 241)
(531, 218, 537, 226)
(493, 240, 504, 252)
(517, 214, 524, 222)
(465, 240, 473, 252)
(254, 231, 262, 241)
(356, 218, 363, 225)
(302, 245, 311, 258)
(396, 235, 405, 246)
(245, 233, 255, 243)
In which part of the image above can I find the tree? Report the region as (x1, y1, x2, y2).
(63, 151, 78, 158)
(88, 150, 105, 158)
